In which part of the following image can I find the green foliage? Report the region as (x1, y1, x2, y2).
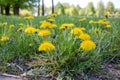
(0, 0, 39, 9)
(71, 5, 79, 16)
(106, 1, 115, 13)
(85, 2, 95, 16)
(96, 1, 105, 17)
(58, 3, 65, 15)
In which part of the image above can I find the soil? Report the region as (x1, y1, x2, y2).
(0, 57, 119, 80)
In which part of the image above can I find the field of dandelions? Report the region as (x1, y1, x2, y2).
(0, 14, 120, 79)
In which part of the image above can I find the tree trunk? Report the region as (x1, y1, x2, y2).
(52, 0, 54, 14)
(1, 6, 4, 14)
(5, 4, 10, 15)
(42, 0, 44, 16)
(0, 5, 1, 14)
(13, 0, 20, 15)
(13, 4, 20, 15)
(38, 0, 40, 16)
(0, 5, 4, 14)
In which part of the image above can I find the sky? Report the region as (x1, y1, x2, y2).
(43, 0, 120, 8)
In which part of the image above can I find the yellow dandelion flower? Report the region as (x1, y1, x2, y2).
(80, 27, 86, 31)
(60, 23, 74, 29)
(71, 28, 84, 35)
(40, 21, 51, 28)
(9, 24, 14, 28)
(104, 13, 109, 18)
(2, 22, 7, 26)
(17, 27, 23, 32)
(52, 13, 57, 17)
(38, 30, 51, 36)
(95, 28, 99, 33)
(24, 16, 34, 20)
(51, 24, 57, 28)
(105, 21, 110, 25)
(40, 20, 46, 23)
(106, 25, 111, 28)
(47, 16, 51, 19)
(19, 23, 24, 27)
(25, 26, 39, 33)
(79, 33, 91, 40)
(38, 41, 55, 52)
(48, 18, 55, 22)
(79, 18, 87, 22)
(80, 40, 96, 51)
(29, 43, 32, 47)
(98, 19, 105, 24)
(29, 16, 34, 20)
(89, 20, 97, 24)
(1, 36, 9, 42)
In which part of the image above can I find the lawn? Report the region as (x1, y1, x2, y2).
(0, 14, 120, 79)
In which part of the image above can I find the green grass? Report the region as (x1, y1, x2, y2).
(0, 15, 120, 79)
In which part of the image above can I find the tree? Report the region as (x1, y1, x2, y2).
(52, 0, 54, 14)
(37, 0, 41, 16)
(13, 0, 20, 15)
(5, 3, 10, 15)
(71, 5, 79, 16)
(55, 2, 65, 15)
(76, 5, 81, 11)
(76, 5, 82, 16)
(0, 3, 4, 14)
(85, 2, 95, 16)
(79, 9, 85, 16)
(12, 0, 37, 15)
(0, 0, 38, 15)
(0, 0, 11, 15)
(106, 1, 115, 13)
(42, 0, 44, 16)
(59, 3, 65, 15)
(96, 1, 105, 17)
(62, 3, 70, 9)
(27, 0, 41, 16)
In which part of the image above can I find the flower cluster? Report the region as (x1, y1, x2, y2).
(71, 26, 96, 51)
(60, 23, 74, 29)
(71, 27, 85, 35)
(40, 20, 57, 29)
(24, 16, 34, 20)
(89, 19, 111, 28)
(38, 30, 51, 36)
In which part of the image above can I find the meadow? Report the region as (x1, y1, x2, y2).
(0, 14, 120, 79)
